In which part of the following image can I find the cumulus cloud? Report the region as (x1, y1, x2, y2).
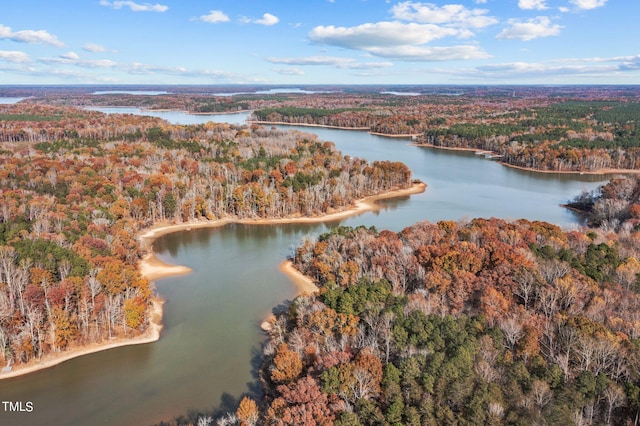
(241, 13, 280, 26)
(309, 22, 459, 49)
(518, 0, 548, 10)
(197, 10, 230, 24)
(99, 1, 168, 13)
(255, 13, 279, 26)
(0, 24, 64, 47)
(308, 21, 490, 61)
(391, 2, 498, 29)
(0, 50, 31, 63)
(496, 17, 562, 41)
(569, 0, 607, 10)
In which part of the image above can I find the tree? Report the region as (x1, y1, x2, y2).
(271, 343, 303, 383)
(236, 396, 259, 426)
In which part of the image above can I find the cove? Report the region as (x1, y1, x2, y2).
(0, 110, 612, 425)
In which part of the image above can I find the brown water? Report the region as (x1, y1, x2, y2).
(0, 115, 611, 426)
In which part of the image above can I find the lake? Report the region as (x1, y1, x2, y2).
(0, 109, 611, 425)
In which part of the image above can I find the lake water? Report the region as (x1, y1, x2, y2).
(86, 107, 249, 126)
(0, 109, 611, 425)
(0, 97, 27, 104)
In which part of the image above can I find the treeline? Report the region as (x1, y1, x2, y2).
(567, 175, 640, 232)
(252, 219, 640, 425)
(251, 107, 373, 128)
(0, 104, 413, 369)
(424, 101, 640, 172)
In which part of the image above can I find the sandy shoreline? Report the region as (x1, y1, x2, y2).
(279, 260, 319, 295)
(2, 182, 425, 379)
(261, 261, 320, 331)
(0, 298, 164, 380)
(139, 182, 425, 333)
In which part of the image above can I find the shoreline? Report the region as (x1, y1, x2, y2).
(0, 298, 164, 380)
(369, 131, 420, 138)
(261, 261, 320, 332)
(414, 142, 640, 176)
(247, 120, 370, 131)
(138, 182, 425, 334)
(2, 182, 425, 379)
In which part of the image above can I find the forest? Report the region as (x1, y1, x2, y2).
(4, 87, 640, 425)
(0, 102, 413, 369)
(252, 218, 640, 425)
(13, 85, 640, 173)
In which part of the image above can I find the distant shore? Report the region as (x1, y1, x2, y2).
(247, 120, 370, 131)
(1, 182, 425, 379)
(414, 142, 640, 176)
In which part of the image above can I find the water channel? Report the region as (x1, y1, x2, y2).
(0, 109, 612, 425)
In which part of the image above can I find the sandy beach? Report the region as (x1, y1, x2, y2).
(279, 260, 319, 295)
(2, 182, 425, 379)
(261, 261, 320, 331)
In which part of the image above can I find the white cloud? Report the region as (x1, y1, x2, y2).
(99, 1, 168, 13)
(0, 24, 64, 47)
(83, 43, 109, 53)
(0, 50, 31, 63)
(474, 61, 617, 78)
(391, 2, 498, 28)
(496, 17, 562, 41)
(307, 20, 491, 62)
(197, 10, 230, 24)
(518, 0, 548, 10)
(40, 52, 118, 68)
(309, 22, 459, 49)
(241, 13, 280, 26)
(61, 51, 80, 60)
(569, 0, 607, 10)
(367, 45, 491, 61)
(255, 13, 279, 26)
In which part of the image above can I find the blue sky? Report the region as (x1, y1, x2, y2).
(0, 0, 638, 85)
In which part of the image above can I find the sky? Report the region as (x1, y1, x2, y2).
(0, 0, 639, 85)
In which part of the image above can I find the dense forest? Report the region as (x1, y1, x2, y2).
(248, 219, 640, 425)
(5, 87, 640, 425)
(14, 85, 640, 173)
(0, 103, 413, 369)
(245, 93, 640, 173)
